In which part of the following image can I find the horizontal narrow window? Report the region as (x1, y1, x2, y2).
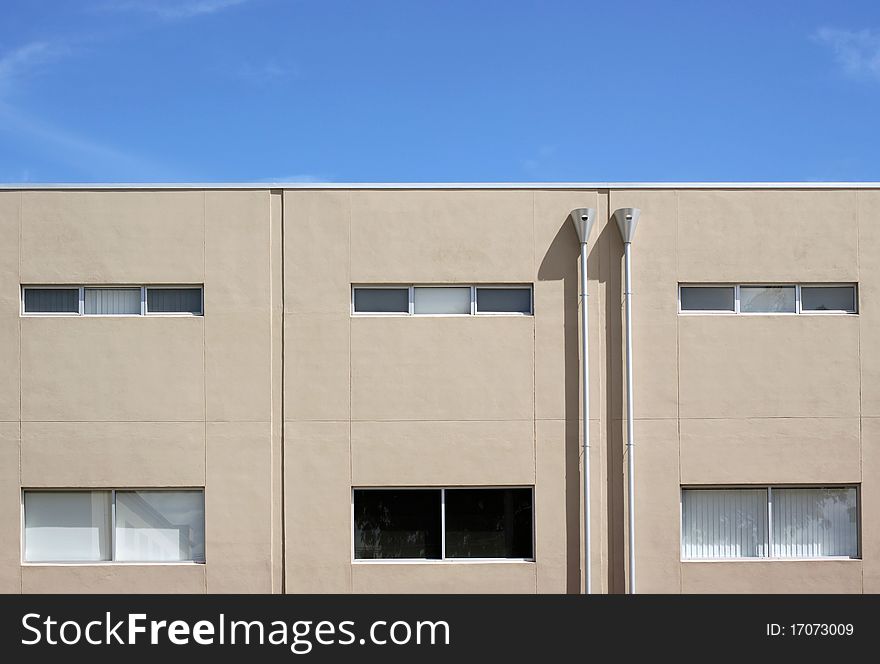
(801, 285, 857, 313)
(475, 287, 532, 314)
(23, 490, 206, 563)
(23, 288, 79, 314)
(413, 287, 471, 314)
(739, 286, 796, 313)
(353, 287, 409, 313)
(680, 286, 735, 312)
(445, 488, 533, 559)
(353, 489, 441, 559)
(681, 486, 859, 560)
(353, 487, 534, 561)
(147, 287, 203, 315)
(84, 287, 141, 315)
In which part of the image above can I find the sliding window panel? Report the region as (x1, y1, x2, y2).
(800, 286, 857, 313)
(771, 487, 858, 558)
(84, 288, 141, 315)
(413, 287, 471, 315)
(114, 491, 206, 562)
(147, 288, 203, 315)
(475, 287, 532, 314)
(353, 489, 441, 559)
(23, 288, 79, 314)
(681, 489, 768, 559)
(444, 488, 534, 559)
(352, 288, 409, 314)
(739, 286, 796, 313)
(679, 286, 735, 312)
(24, 491, 112, 562)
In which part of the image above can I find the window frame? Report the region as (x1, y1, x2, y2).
(678, 284, 858, 315)
(679, 484, 861, 562)
(21, 488, 206, 565)
(351, 285, 534, 317)
(351, 486, 536, 563)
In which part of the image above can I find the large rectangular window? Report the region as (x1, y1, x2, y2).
(681, 487, 858, 560)
(23, 490, 206, 563)
(353, 487, 534, 561)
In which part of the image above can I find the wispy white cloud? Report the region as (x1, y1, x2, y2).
(0, 41, 68, 96)
(99, 0, 249, 21)
(0, 102, 167, 179)
(813, 27, 880, 80)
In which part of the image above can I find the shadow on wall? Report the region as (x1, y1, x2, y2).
(537, 212, 625, 594)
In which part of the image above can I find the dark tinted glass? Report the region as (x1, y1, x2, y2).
(353, 489, 441, 559)
(475, 288, 532, 314)
(353, 288, 409, 313)
(680, 286, 735, 311)
(147, 288, 202, 314)
(444, 488, 533, 559)
(24, 288, 79, 313)
(801, 286, 856, 312)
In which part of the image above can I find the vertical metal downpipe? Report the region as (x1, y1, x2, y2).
(569, 208, 595, 595)
(623, 241, 635, 594)
(613, 207, 640, 595)
(580, 240, 591, 595)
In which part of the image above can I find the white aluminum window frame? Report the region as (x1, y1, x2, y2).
(144, 285, 205, 317)
(351, 285, 534, 317)
(678, 283, 858, 315)
(351, 486, 536, 564)
(679, 484, 861, 562)
(21, 285, 204, 317)
(21, 487, 206, 565)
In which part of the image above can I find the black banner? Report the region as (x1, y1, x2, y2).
(0, 594, 873, 661)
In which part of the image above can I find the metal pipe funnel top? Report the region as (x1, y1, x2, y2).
(613, 208, 641, 243)
(569, 208, 596, 244)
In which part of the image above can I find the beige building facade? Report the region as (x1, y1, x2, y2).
(0, 184, 876, 593)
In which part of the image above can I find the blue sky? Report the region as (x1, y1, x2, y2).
(1, 0, 879, 182)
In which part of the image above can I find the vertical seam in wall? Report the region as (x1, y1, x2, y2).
(203, 191, 208, 593)
(279, 190, 286, 594)
(531, 191, 537, 594)
(348, 191, 353, 593)
(856, 190, 863, 592)
(18, 191, 22, 594)
(675, 190, 682, 593)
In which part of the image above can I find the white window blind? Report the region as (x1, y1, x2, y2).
(770, 488, 858, 558)
(84, 288, 141, 315)
(681, 489, 768, 559)
(24, 491, 112, 562)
